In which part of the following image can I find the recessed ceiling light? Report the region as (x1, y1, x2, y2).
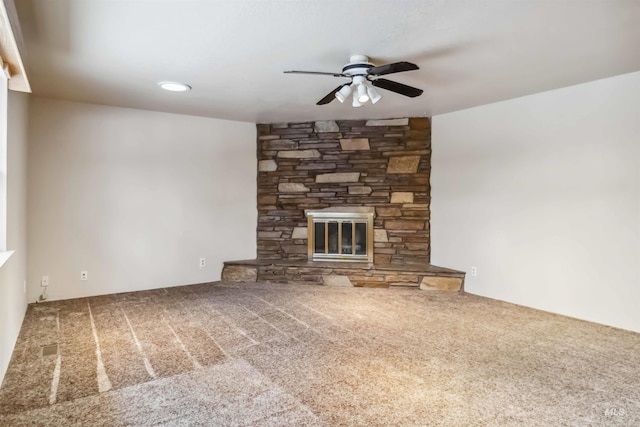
(158, 82, 191, 92)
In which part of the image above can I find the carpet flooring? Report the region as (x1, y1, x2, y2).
(0, 281, 638, 426)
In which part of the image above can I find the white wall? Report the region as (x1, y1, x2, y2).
(27, 98, 256, 301)
(1, 91, 29, 384)
(0, 67, 7, 249)
(432, 71, 640, 332)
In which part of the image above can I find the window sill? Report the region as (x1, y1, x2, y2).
(0, 250, 15, 269)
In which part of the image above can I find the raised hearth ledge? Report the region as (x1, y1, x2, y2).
(221, 259, 465, 292)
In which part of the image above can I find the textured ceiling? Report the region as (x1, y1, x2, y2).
(15, 0, 640, 123)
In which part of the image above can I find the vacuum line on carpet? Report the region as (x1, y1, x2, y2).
(48, 312, 61, 405)
(161, 316, 202, 370)
(240, 305, 303, 343)
(254, 296, 311, 329)
(87, 302, 113, 392)
(163, 292, 232, 358)
(294, 301, 335, 320)
(122, 310, 157, 378)
(190, 292, 258, 345)
(294, 301, 354, 333)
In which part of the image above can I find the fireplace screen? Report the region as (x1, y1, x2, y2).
(306, 209, 374, 262)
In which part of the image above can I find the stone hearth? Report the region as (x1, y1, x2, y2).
(222, 259, 464, 291)
(222, 117, 465, 291)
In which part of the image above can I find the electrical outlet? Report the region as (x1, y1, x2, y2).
(80, 271, 88, 281)
(41, 276, 49, 287)
(199, 258, 206, 268)
(470, 266, 478, 277)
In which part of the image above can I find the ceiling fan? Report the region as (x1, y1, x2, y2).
(284, 54, 423, 107)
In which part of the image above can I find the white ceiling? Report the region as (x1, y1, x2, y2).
(15, 0, 640, 123)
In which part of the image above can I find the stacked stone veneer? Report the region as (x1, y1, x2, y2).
(256, 117, 430, 265)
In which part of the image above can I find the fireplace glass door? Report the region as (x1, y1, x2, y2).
(307, 211, 374, 262)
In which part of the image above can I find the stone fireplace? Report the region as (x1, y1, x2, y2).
(254, 117, 431, 264)
(222, 117, 465, 291)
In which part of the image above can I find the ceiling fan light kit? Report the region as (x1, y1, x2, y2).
(356, 81, 370, 103)
(284, 54, 423, 107)
(335, 84, 352, 103)
(367, 86, 382, 104)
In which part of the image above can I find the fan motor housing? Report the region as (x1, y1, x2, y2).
(342, 55, 373, 76)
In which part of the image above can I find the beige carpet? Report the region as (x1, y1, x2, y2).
(0, 282, 638, 426)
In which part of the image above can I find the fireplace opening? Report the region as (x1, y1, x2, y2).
(306, 208, 374, 262)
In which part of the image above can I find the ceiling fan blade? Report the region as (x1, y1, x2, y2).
(367, 61, 419, 76)
(371, 78, 423, 98)
(316, 83, 350, 105)
(284, 70, 346, 77)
